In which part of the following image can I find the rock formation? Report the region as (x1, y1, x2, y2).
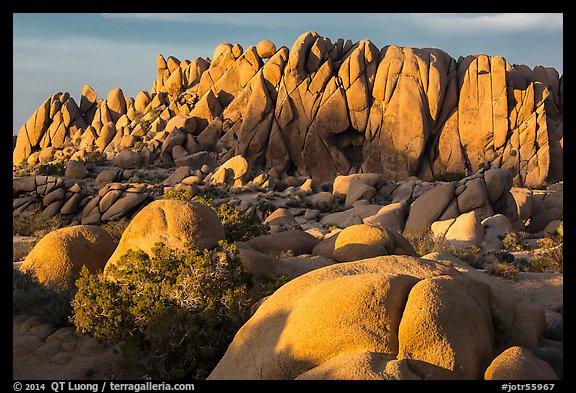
(13, 33, 562, 188)
(12, 31, 563, 381)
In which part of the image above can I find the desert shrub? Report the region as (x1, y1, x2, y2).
(164, 191, 269, 243)
(100, 218, 131, 241)
(315, 201, 344, 214)
(164, 188, 195, 202)
(13, 207, 63, 237)
(260, 274, 292, 298)
(133, 141, 146, 152)
(134, 118, 151, 130)
(526, 224, 563, 273)
(526, 249, 564, 273)
(257, 200, 277, 216)
(37, 160, 66, 176)
(449, 246, 484, 268)
(13, 162, 33, 177)
(430, 172, 466, 182)
(80, 151, 108, 170)
(528, 245, 563, 273)
(146, 107, 162, 122)
(216, 202, 269, 242)
(484, 261, 519, 279)
(199, 184, 230, 200)
(13, 269, 75, 326)
(71, 241, 252, 379)
(404, 231, 450, 256)
(501, 232, 531, 252)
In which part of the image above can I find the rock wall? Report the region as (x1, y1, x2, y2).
(13, 32, 563, 187)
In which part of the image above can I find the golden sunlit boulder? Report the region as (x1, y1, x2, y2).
(20, 225, 117, 289)
(104, 199, 224, 274)
(484, 346, 558, 380)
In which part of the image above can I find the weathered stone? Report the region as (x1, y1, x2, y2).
(42, 188, 65, 207)
(398, 275, 494, 379)
(484, 168, 513, 204)
(256, 40, 277, 59)
(113, 150, 141, 169)
(208, 255, 458, 380)
(457, 177, 492, 218)
(60, 193, 82, 215)
(162, 166, 191, 187)
(264, 208, 296, 226)
(344, 177, 376, 208)
(20, 225, 116, 289)
(444, 211, 484, 249)
(95, 168, 122, 187)
(106, 88, 127, 123)
(105, 199, 225, 273)
(100, 192, 148, 221)
(64, 160, 89, 179)
(403, 182, 457, 235)
(245, 230, 319, 258)
(362, 202, 406, 233)
(481, 214, 514, 252)
(484, 346, 558, 380)
(332, 224, 392, 262)
(165, 115, 196, 134)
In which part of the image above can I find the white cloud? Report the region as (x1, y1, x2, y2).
(409, 13, 563, 34)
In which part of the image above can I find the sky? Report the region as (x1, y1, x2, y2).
(12, 13, 563, 134)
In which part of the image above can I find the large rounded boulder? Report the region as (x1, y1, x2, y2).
(332, 224, 393, 262)
(208, 252, 553, 380)
(104, 199, 224, 274)
(208, 255, 458, 380)
(20, 225, 117, 289)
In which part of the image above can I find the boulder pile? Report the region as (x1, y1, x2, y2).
(13, 32, 563, 188)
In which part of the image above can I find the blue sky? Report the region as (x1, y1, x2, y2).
(13, 13, 563, 134)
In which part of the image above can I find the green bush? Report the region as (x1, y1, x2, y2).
(13, 207, 63, 237)
(71, 241, 252, 380)
(164, 188, 195, 202)
(257, 200, 277, 216)
(13, 162, 33, 177)
(528, 245, 563, 273)
(164, 191, 269, 243)
(37, 160, 66, 176)
(501, 232, 532, 252)
(526, 224, 563, 273)
(449, 246, 484, 268)
(80, 151, 108, 170)
(13, 269, 75, 326)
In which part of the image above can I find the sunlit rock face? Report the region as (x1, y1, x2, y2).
(13, 32, 562, 188)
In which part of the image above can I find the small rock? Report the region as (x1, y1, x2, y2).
(264, 208, 296, 227)
(304, 209, 319, 220)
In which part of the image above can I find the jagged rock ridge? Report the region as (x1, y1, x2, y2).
(13, 32, 563, 187)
